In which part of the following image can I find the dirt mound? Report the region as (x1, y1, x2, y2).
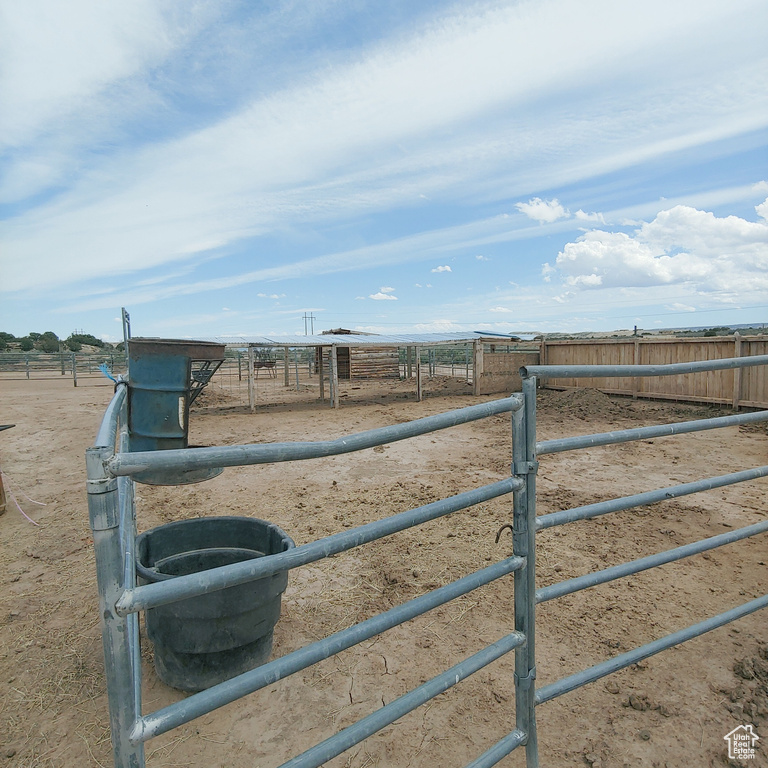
(722, 645, 768, 725)
(539, 387, 631, 421)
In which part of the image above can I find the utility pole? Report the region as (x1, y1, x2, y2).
(303, 313, 315, 335)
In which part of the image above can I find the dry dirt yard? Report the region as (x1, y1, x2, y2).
(0, 375, 766, 768)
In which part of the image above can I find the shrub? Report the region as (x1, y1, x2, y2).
(66, 333, 105, 348)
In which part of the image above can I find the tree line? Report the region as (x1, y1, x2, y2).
(0, 331, 112, 352)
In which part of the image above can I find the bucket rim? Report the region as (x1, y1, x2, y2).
(135, 515, 294, 582)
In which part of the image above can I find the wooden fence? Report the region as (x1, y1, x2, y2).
(540, 335, 768, 408)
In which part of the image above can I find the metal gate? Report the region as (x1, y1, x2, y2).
(87, 354, 768, 767)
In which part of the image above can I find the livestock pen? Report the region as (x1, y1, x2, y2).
(86, 353, 768, 767)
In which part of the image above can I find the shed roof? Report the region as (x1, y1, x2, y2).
(201, 332, 529, 348)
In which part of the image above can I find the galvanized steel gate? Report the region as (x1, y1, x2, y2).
(87, 355, 768, 767)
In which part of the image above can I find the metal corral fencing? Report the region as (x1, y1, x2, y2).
(87, 354, 768, 767)
(0, 351, 126, 385)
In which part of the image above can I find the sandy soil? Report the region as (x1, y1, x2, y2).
(0, 375, 766, 768)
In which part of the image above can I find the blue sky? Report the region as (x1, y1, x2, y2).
(1, 0, 767, 341)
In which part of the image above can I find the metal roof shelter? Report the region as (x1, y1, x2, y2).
(201, 332, 525, 409)
(204, 332, 515, 347)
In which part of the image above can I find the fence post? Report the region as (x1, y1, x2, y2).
(72, 354, 77, 387)
(86, 447, 144, 768)
(732, 332, 742, 410)
(416, 345, 423, 401)
(283, 347, 290, 387)
(472, 341, 483, 395)
(60, 349, 66, 376)
(512, 376, 539, 765)
(319, 347, 325, 401)
(247, 347, 255, 413)
(330, 346, 339, 408)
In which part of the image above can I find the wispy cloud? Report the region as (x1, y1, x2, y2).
(3, 0, 767, 300)
(2, 0, 767, 337)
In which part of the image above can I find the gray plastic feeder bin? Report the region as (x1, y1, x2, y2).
(136, 516, 295, 692)
(127, 337, 226, 485)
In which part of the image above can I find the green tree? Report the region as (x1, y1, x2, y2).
(28, 332, 41, 341)
(19, 337, 34, 351)
(65, 338, 82, 352)
(66, 333, 104, 348)
(36, 331, 60, 353)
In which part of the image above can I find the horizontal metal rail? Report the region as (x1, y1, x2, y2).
(521, 354, 768, 380)
(535, 466, 768, 530)
(537, 410, 768, 455)
(107, 395, 524, 477)
(277, 631, 526, 768)
(463, 729, 527, 768)
(536, 519, 768, 603)
(535, 594, 768, 705)
(117, 477, 521, 616)
(132, 556, 525, 743)
(94, 382, 127, 449)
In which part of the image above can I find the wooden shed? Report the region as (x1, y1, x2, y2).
(318, 331, 399, 380)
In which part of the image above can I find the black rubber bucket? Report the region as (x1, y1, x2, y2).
(136, 516, 294, 692)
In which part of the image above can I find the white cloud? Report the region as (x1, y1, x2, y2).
(6, 0, 766, 298)
(257, 293, 286, 299)
(516, 197, 569, 223)
(554, 201, 768, 294)
(369, 292, 398, 300)
(489, 306, 513, 313)
(667, 302, 697, 312)
(541, 262, 555, 282)
(574, 209, 606, 224)
(379, 286, 396, 293)
(475, 254, 489, 261)
(432, 265, 452, 273)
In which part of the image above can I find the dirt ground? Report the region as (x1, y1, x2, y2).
(0, 374, 766, 768)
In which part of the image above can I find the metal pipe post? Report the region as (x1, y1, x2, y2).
(512, 379, 539, 768)
(86, 446, 143, 768)
(416, 345, 422, 401)
(330, 346, 339, 408)
(318, 347, 325, 401)
(247, 346, 255, 413)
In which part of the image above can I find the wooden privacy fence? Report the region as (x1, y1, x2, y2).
(540, 335, 768, 408)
